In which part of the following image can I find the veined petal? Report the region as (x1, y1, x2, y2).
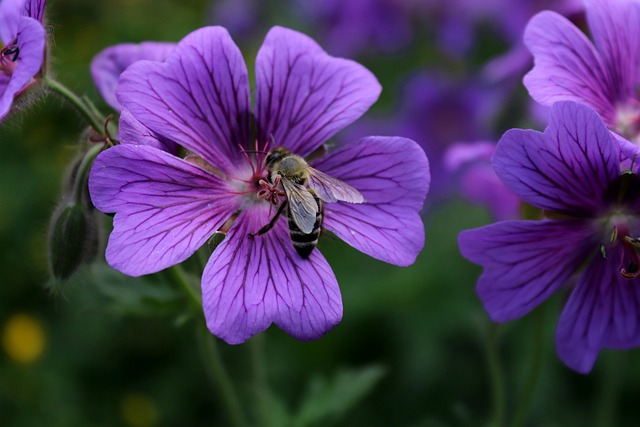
(119, 109, 178, 154)
(202, 205, 342, 344)
(585, 0, 640, 102)
(89, 144, 241, 276)
(523, 11, 616, 124)
(459, 220, 599, 322)
(556, 248, 640, 374)
(91, 42, 175, 112)
(117, 26, 251, 174)
(314, 137, 429, 266)
(23, 0, 45, 22)
(0, 16, 44, 121)
(493, 102, 619, 216)
(0, 0, 24, 44)
(255, 26, 381, 158)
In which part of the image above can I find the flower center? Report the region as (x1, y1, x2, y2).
(0, 39, 19, 76)
(601, 222, 640, 279)
(615, 98, 640, 144)
(600, 171, 640, 279)
(225, 140, 283, 207)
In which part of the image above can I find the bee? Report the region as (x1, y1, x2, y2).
(253, 146, 364, 258)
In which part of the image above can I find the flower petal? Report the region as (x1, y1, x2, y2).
(459, 219, 599, 322)
(0, 0, 24, 44)
(584, 0, 640, 103)
(445, 142, 519, 221)
(117, 26, 251, 173)
(202, 205, 342, 344)
(556, 248, 640, 373)
(91, 42, 175, 112)
(255, 26, 381, 157)
(313, 137, 429, 266)
(89, 144, 241, 276)
(0, 16, 44, 121)
(493, 102, 620, 216)
(23, 0, 45, 22)
(119, 109, 178, 154)
(523, 11, 616, 124)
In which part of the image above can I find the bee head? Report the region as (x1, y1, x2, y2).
(265, 146, 290, 168)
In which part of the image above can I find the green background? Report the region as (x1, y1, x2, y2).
(1, 0, 638, 426)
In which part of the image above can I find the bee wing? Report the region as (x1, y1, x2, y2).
(281, 178, 318, 234)
(308, 167, 365, 204)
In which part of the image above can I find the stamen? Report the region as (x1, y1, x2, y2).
(600, 243, 607, 259)
(621, 262, 640, 279)
(624, 235, 640, 247)
(238, 143, 256, 176)
(620, 235, 640, 279)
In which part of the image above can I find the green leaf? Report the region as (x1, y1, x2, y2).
(53, 263, 185, 317)
(293, 365, 386, 427)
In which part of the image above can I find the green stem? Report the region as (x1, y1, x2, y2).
(484, 322, 506, 427)
(43, 77, 104, 133)
(197, 323, 249, 427)
(250, 334, 270, 426)
(72, 143, 102, 205)
(511, 308, 545, 427)
(595, 352, 625, 427)
(166, 264, 201, 310)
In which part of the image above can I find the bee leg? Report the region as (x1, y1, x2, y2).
(250, 200, 288, 237)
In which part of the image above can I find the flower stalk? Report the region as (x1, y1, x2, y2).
(43, 77, 105, 133)
(511, 307, 545, 427)
(197, 323, 249, 427)
(484, 322, 506, 427)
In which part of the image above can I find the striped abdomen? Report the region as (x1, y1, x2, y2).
(288, 196, 323, 258)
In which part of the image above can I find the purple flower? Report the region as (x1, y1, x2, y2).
(389, 73, 498, 202)
(297, 0, 412, 57)
(91, 42, 175, 112)
(444, 141, 520, 221)
(88, 26, 429, 344)
(459, 101, 640, 373)
(524, 0, 640, 156)
(0, 0, 46, 121)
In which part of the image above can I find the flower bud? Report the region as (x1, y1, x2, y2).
(48, 203, 98, 281)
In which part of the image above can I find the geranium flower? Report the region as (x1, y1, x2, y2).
(524, 0, 640, 156)
(459, 101, 640, 373)
(444, 141, 520, 221)
(91, 42, 175, 112)
(89, 26, 429, 344)
(0, 0, 46, 121)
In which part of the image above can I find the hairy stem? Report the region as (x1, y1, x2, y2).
(511, 307, 545, 427)
(72, 143, 102, 206)
(484, 322, 506, 427)
(250, 334, 271, 426)
(197, 324, 249, 427)
(595, 352, 625, 427)
(167, 264, 201, 310)
(43, 77, 104, 133)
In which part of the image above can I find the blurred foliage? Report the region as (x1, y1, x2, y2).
(1, 0, 639, 427)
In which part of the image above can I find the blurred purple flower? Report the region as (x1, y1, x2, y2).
(89, 26, 429, 344)
(481, 0, 582, 82)
(445, 141, 519, 221)
(91, 42, 175, 112)
(459, 101, 640, 373)
(524, 0, 640, 157)
(298, 0, 412, 56)
(0, 0, 46, 121)
(390, 73, 498, 202)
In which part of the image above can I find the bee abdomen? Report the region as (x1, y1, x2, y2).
(288, 199, 323, 259)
